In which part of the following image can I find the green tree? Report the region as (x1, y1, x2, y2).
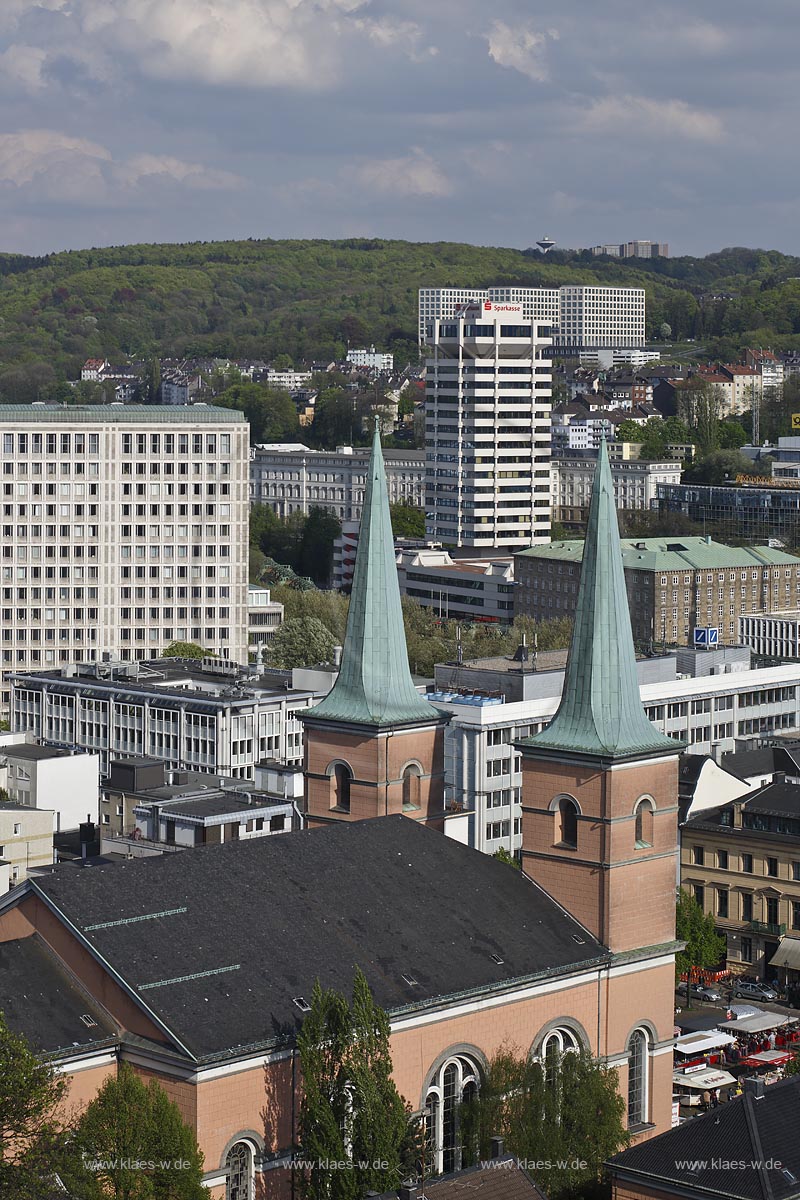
(68, 1063, 205, 1199)
(460, 1045, 628, 1200)
(492, 847, 520, 869)
(615, 419, 645, 444)
(682, 449, 755, 486)
(312, 388, 357, 447)
(659, 322, 672, 340)
(162, 641, 206, 659)
(0, 1011, 72, 1200)
(389, 503, 425, 538)
(269, 617, 336, 668)
(297, 969, 409, 1200)
(718, 420, 748, 449)
(675, 888, 726, 995)
(297, 507, 341, 587)
(214, 381, 299, 443)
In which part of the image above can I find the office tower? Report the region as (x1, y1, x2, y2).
(423, 300, 553, 551)
(418, 285, 645, 349)
(0, 404, 249, 708)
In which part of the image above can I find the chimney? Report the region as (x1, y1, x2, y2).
(490, 1136, 506, 1160)
(332, 645, 343, 668)
(773, 772, 786, 785)
(743, 1077, 765, 1099)
(398, 1183, 418, 1200)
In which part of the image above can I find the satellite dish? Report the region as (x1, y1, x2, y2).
(536, 235, 556, 253)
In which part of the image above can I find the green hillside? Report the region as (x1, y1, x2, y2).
(1, 238, 800, 398)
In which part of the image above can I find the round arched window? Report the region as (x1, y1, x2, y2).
(424, 1055, 480, 1175)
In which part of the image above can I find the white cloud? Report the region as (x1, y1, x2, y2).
(354, 149, 450, 198)
(0, 43, 48, 90)
(485, 21, 557, 82)
(581, 94, 724, 143)
(0, 129, 239, 202)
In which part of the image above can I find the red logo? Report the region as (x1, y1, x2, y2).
(483, 301, 492, 310)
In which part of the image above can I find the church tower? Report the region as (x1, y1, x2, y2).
(518, 440, 681, 953)
(301, 423, 448, 828)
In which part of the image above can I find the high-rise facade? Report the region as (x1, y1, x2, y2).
(0, 404, 249, 708)
(423, 300, 553, 550)
(419, 285, 645, 348)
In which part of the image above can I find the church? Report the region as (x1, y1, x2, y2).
(0, 430, 682, 1199)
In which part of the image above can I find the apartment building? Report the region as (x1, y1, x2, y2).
(590, 241, 669, 258)
(250, 443, 424, 520)
(551, 455, 681, 524)
(0, 802, 54, 891)
(396, 548, 515, 623)
(247, 585, 283, 649)
(345, 347, 393, 372)
(0, 405, 249, 710)
(515, 535, 800, 646)
(428, 648, 800, 856)
(9, 656, 322, 779)
(423, 300, 552, 550)
(681, 780, 800, 986)
(418, 286, 644, 348)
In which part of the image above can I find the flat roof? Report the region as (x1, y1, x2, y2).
(0, 404, 245, 424)
(2, 743, 73, 762)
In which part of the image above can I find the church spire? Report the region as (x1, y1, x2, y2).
(525, 439, 676, 760)
(309, 422, 440, 727)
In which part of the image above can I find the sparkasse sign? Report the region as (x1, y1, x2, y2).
(482, 301, 524, 315)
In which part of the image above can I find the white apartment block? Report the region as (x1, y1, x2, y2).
(250, 443, 424, 521)
(418, 286, 644, 348)
(551, 456, 682, 522)
(248, 584, 284, 649)
(0, 802, 54, 892)
(739, 612, 800, 660)
(1, 743, 100, 832)
(0, 405, 249, 710)
(346, 347, 394, 372)
(396, 548, 515, 623)
(428, 652, 800, 856)
(9, 657, 321, 780)
(423, 301, 552, 550)
(265, 368, 313, 391)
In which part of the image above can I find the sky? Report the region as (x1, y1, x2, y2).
(0, 0, 798, 258)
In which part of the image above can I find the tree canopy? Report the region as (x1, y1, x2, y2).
(675, 888, 727, 985)
(162, 641, 206, 660)
(0, 1011, 70, 1200)
(269, 616, 337, 668)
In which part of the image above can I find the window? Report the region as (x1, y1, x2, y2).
(557, 797, 578, 848)
(627, 1029, 649, 1127)
(766, 897, 779, 925)
(424, 1056, 480, 1175)
(634, 798, 653, 848)
(742, 893, 753, 922)
(402, 764, 421, 811)
(741, 937, 753, 963)
(225, 1142, 253, 1200)
(693, 845, 704, 866)
(331, 762, 352, 813)
(717, 889, 729, 918)
(793, 902, 800, 931)
(717, 850, 728, 870)
(792, 861, 800, 882)
(767, 856, 778, 878)
(742, 853, 753, 874)
(693, 884, 704, 909)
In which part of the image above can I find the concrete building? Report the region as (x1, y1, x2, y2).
(250, 443, 425, 521)
(515, 534, 800, 647)
(0, 404, 250, 710)
(9, 656, 325, 780)
(345, 347, 393, 372)
(428, 645, 800, 856)
(739, 610, 800, 659)
(551, 454, 681, 525)
(0, 743, 100, 831)
(396, 548, 515, 623)
(423, 300, 553, 550)
(590, 241, 669, 259)
(160, 370, 203, 405)
(264, 367, 313, 391)
(247, 585, 283, 650)
(0, 802, 54, 891)
(418, 285, 645, 349)
(657, 480, 800, 544)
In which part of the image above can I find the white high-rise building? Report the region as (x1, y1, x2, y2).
(418, 285, 645, 348)
(0, 404, 249, 709)
(423, 300, 552, 551)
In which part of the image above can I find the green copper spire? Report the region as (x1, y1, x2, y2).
(308, 423, 441, 728)
(524, 440, 678, 760)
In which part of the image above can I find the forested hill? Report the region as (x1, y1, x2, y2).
(2, 238, 800, 396)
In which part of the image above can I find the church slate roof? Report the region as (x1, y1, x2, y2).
(521, 439, 679, 761)
(24, 816, 607, 1062)
(305, 423, 441, 728)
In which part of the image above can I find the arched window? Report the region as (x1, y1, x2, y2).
(424, 1055, 480, 1175)
(331, 763, 352, 812)
(538, 1026, 581, 1089)
(402, 764, 422, 811)
(634, 798, 654, 848)
(558, 798, 579, 848)
(627, 1029, 649, 1127)
(226, 1142, 253, 1200)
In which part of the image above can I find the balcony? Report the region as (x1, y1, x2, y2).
(748, 920, 787, 936)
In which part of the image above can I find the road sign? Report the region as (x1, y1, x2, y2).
(792, 413, 800, 430)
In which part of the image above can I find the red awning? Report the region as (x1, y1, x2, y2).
(741, 1050, 792, 1067)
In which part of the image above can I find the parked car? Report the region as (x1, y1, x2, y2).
(677, 981, 723, 1002)
(730, 980, 778, 1002)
